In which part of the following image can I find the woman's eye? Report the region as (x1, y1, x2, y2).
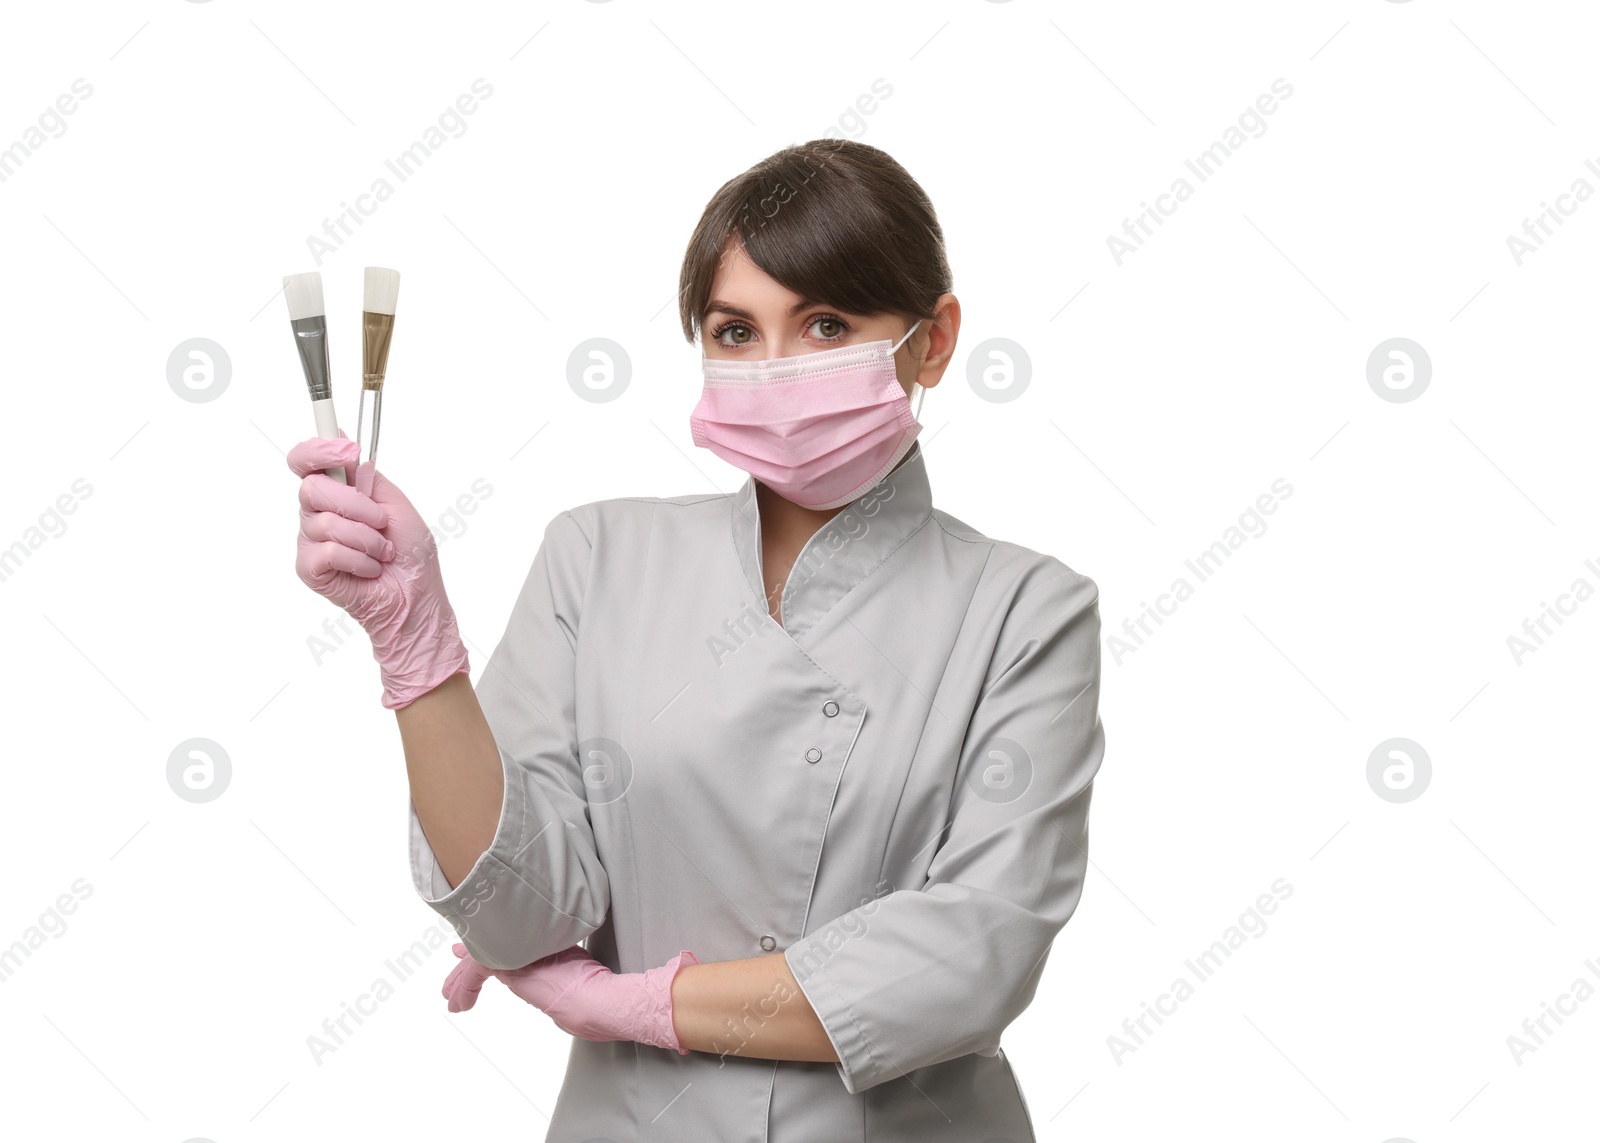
(711, 316, 847, 346)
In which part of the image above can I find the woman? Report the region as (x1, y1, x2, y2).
(287, 138, 1105, 1142)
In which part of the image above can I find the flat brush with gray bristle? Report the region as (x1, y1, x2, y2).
(283, 270, 347, 484)
(356, 267, 401, 492)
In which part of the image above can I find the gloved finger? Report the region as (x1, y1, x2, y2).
(297, 537, 383, 584)
(443, 957, 472, 996)
(445, 981, 481, 1013)
(287, 433, 359, 480)
(302, 508, 395, 563)
(352, 459, 379, 499)
(443, 950, 490, 1013)
(444, 966, 484, 1012)
(298, 471, 388, 530)
(363, 467, 420, 518)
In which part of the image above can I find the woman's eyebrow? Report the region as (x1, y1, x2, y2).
(704, 297, 825, 321)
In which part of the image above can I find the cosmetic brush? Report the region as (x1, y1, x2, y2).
(356, 267, 401, 490)
(282, 270, 347, 485)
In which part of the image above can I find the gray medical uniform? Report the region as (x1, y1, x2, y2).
(408, 440, 1105, 1141)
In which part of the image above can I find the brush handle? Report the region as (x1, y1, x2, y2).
(356, 386, 383, 469)
(311, 397, 348, 484)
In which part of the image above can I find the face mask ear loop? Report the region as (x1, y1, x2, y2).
(891, 318, 923, 355)
(894, 318, 926, 421)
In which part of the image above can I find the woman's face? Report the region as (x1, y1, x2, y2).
(700, 240, 925, 396)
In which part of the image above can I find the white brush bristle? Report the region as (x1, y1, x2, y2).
(364, 266, 401, 315)
(282, 272, 325, 321)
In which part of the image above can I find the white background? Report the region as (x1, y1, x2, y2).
(1, 1, 1595, 1140)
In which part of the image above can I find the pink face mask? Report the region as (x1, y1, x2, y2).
(689, 319, 924, 511)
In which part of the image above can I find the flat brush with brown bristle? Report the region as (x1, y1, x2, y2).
(355, 267, 400, 495)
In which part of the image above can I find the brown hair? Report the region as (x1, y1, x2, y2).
(677, 139, 953, 344)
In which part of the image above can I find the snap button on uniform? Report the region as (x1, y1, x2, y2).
(759, 934, 777, 952)
(822, 700, 840, 717)
(805, 747, 822, 764)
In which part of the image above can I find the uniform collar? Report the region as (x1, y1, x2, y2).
(730, 440, 934, 640)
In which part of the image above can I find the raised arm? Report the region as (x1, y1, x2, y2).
(286, 433, 608, 973)
(396, 672, 503, 890)
(404, 508, 612, 971)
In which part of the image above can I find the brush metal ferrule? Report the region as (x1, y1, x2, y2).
(362, 310, 395, 391)
(290, 315, 332, 401)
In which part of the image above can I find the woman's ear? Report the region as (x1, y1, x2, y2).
(913, 294, 961, 391)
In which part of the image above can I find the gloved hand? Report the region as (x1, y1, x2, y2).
(287, 431, 471, 709)
(442, 942, 700, 1055)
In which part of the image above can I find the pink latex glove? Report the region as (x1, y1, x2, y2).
(287, 431, 471, 709)
(442, 942, 700, 1055)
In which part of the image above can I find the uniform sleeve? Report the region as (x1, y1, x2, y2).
(783, 562, 1104, 1094)
(407, 508, 611, 971)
